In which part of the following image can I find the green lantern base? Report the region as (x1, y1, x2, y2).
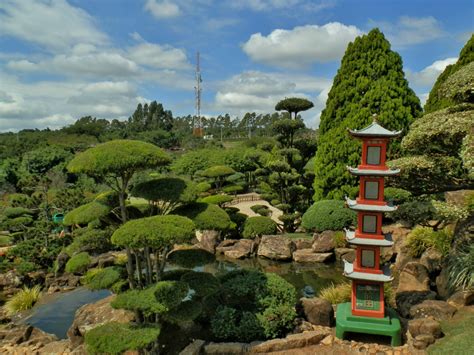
(335, 302, 402, 346)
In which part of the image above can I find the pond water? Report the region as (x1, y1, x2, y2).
(20, 256, 343, 346)
(18, 288, 111, 338)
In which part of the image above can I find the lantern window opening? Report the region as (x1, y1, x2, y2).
(366, 146, 381, 165)
(362, 214, 378, 234)
(364, 180, 379, 200)
(361, 249, 376, 268)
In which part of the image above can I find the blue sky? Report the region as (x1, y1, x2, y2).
(0, 0, 472, 131)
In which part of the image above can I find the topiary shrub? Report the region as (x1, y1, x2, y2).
(196, 182, 212, 193)
(84, 322, 160, 355)
(2, 207, 33, 218)
(199, 194, 233, 206)
(222, 185, 244, 195)
(172, 202, 231, 231)
(384, 187, 412, 204)
(83, 267, 122, 290)
(167, 248, 215, 268)
(111, 281, 188, 317)
(161, 299, 202, 324)
(242, 216, 278, 239)
(63, 202, 111, 226)
(65, 252, 91, 274)
(68, 228, 114, 254)
(180, 271, 220, 297)
(301, 200, 356, 232)
(405, 226, 453, 257)
(0, 235, 11, 247)
(208, 270, 296, 342)
(250, 204, 271, 217)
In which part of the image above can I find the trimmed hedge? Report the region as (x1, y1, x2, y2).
(301, 200, 356, 232)
(242, 216, 278, 239)
(83, 267, 122, 290)
(65, 252, 91, 274)
(84, 322, 160, 355)
(172, 202, 231, 231)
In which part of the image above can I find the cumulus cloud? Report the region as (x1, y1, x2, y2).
(0, 0, 108, 52)
(407, 57, 457, 87)
(127, 43, 191, 70)
(242, 23, 362, 67)
(369, 16, 445, 47)
(212, 71, 332, 127)
(144, 0, 181, 19)
(231, 0, 334, 12)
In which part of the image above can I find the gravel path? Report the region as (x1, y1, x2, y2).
(230, 199, 283, 224)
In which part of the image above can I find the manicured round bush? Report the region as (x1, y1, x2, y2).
(84, 322, 160, 355)
(242, 216, 278, 239)
(112, 281, 188, 317)
(111, 215, 195, 249)
(172, 203, 231, 231)
(199, 194, 233, 205)
(180, 271, 220, 297)
(222, 185, 244, 194)
(167, 248, 215, 268)
(63, 202, 111, 226)
(209, 270, 296, 342)
(3, 207, 33, 218)
(384, 187, 412, 204)
(196, 182, 212, 193)
(201, 165, 235, 178)
(65, 252, 91, 274)
(301, 200, 356, 232)
(162, 299, 202, 324)
(83, 267, 122, 290)
(250, 204, 271, 217)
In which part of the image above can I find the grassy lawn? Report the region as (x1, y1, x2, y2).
(427, 307, 474, 354)
(281, 232, 313, 239)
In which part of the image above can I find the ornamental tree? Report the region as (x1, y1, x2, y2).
(131, 177, 198, 215)
(275, 97, 314, 119)
(200, 165, 235, 190)
(67, 140, 171, 288)
(313, 28, 421, 200)
(111, 215, 195, 286)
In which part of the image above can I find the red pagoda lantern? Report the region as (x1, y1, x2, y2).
(336, 118, 402, 346)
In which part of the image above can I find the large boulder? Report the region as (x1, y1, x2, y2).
(0, 270, 22, 290)
(180, 339, 206, 355)
(204, 342, 247, 354)
(293, 249, 333, 263)
(257, 236, 294, 261)
(409, 300, 457, 321)
(293, 238, 313, 250)
(447, 290, 474, 308)
(0, 324, 58, 353)
(397, 262, 430, 293)
(296, 297, 334, 326)
(216, 239, 255, 259)
(45, 273, 81, 293)
(334, 248, 355, 262)
(435, 267, 450, 299)
(420, 248, 443, 274)
(67, 294, 135, 348)
(196, 230, 221, 253)
(249, 329, 330, 353)
(396, 291, 437, 318)
(312, 231, 336, 253)
(408, 317, 442, 339)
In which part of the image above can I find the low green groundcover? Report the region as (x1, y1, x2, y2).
(84, 322, 160, 354)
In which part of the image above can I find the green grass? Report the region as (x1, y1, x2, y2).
(281, 233, 313, 239)
(428, 309, 474, 354)
(5, 285, 41, 315)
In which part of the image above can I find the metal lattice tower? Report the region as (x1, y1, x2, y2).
(193, 51, 203, 137)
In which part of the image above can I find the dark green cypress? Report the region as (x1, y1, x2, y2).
(313, 29, 422, 200)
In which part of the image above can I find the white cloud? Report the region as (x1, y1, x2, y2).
(369, 16, 445, 47)
(242, 23, 362, 67)
(145, 0, 181, 19)
(407, 57, 457, 87)
(212, 71, 332, 127)
(233, 0, 301, 11)
(127, 43, 190, 70)
(0, 0, 108, 52)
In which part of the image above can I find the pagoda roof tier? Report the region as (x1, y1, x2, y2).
(344, 229, 394, 247)
(343, 260, 393, 282)
(348, 121, 402, 138)
(347, 166, 400, 176)
(345, 197, 397, 212)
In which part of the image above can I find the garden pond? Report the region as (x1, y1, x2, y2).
(18, 256, 344, 352)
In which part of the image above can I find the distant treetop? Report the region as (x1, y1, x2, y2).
(275, 98, 314, 119)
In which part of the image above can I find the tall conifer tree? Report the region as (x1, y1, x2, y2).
(313, 29, 421, 200)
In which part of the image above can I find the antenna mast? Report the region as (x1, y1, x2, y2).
(193, 51, 204, 137)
